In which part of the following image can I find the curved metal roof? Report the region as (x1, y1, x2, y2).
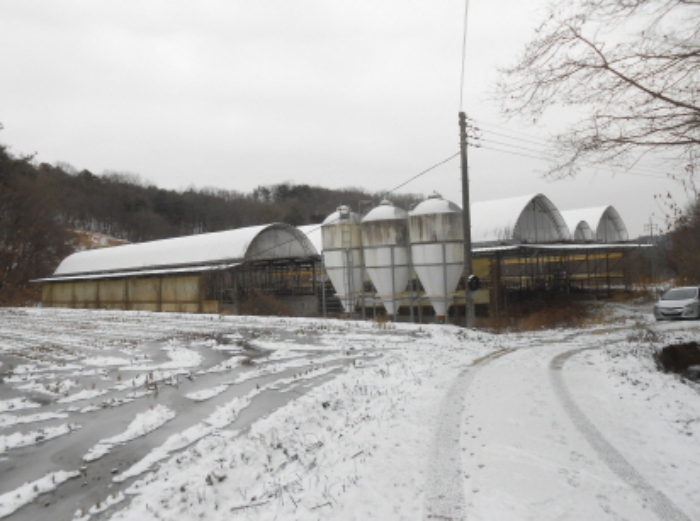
(54, 223, 317, 276)
(409, 192, 462, 217)
(296, 224, 323, 255)
(470, 194, 571, 245)
(362, 199, 408, 222)
(560, 206, 629, 243)
(322, 205, 361, 225)
(573, 221, 595, 242)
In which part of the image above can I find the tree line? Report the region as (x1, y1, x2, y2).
(0, 144, 420, 304)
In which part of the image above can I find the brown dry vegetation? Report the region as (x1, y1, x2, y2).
(72, 230, 129, 251)
(654, 342, 700, 374)
(238, 291, 292, 317)
(476, 298, 602, 333)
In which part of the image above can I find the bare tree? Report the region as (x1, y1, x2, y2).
(0, 147, 72, 305)
(497, 0, 700, 178)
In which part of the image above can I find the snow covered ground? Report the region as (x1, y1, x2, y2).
(0, 305, 699, 520)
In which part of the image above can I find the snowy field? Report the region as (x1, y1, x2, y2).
(0, 305, 699, 520)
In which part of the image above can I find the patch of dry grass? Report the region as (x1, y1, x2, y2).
(477, 298, 603, 333)
(238, 291, 292, 317)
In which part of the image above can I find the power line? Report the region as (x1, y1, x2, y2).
(473, 120, 550, 144)
(248, 152, 461, 261)
(474, 119, 669, 176)
(478, 127, 550, 147)
(479, 137, 548, 156)
(459, 0, 471, 111)
(474, 143, 670, 179)
(380, 152, 460, 198)
(475, 144, 548, 162)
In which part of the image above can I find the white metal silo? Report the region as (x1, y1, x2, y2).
(409, 192, 464, 320)
(321, 205, 364, 313)
(361, 200, 410, 317)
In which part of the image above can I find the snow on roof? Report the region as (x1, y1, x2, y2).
(409, 192, 461, 217)
(519, 243, 644, 251)
(54, 223, 316, 276)
(473, 243, 646, 255)
(560, 206, 629, 243)
(322, 206, 361, 225)
(470, 194, 571, 245)
(362, 199, 409, 222)
(37, 263, 242, 283)
(296, 224, 323, 255)
(573, 221, 595, 242)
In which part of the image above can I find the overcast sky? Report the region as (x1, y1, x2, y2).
(0, 0, 687, 238)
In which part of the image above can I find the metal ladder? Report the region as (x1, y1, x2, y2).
(341, 223, 355, 313)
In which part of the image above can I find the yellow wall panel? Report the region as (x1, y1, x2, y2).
(52, 283, 74, 303)
(100, 280, 126, 302)
(473, 258, 491, 278)
(162, 302, 200, 313)
(41, 285, 53, 304)
(129, 278, 160, 302)
(73, 282, 98, 302)
(102, 302, 126, 310)
(162, 276, 200, 302)
(202, 300, 219, 314)
(131, 302, 159, 312)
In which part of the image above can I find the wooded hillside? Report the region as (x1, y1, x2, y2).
(0, 144, 420, 304)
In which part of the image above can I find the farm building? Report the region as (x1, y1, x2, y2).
(39, 193, 645, 321)
(39, 224, 323, 316)
(560, 206, 629, 243)
(317, 193, 644, 322)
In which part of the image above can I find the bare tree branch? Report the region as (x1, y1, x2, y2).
(497, 0, 700, 179)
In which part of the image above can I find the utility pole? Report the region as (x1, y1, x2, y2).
(460, 112, 475, 328)
(644, 218, 659, 245)
(644, 217, 659, 283)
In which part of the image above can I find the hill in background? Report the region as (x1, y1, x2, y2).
(0, 144, 421, 305)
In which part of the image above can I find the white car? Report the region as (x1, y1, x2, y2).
(653, 286, 700, 320)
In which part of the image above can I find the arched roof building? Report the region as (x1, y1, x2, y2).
(40, 224, 322, 316)
(53, 223, 316, 278)
(296, 224, 323, 256)
(560, 206, 629, 243)
(470, 194, 571, 246)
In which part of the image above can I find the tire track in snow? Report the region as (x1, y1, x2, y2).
(550, 348, 691, 521)
(424, 348, 515, 521)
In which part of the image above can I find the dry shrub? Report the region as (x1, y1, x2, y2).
(374, 311, 389, 326)
(608, 289, 655, 304)
(238, 291, 291, 317)
(654, 342, 700, 374)
(0, 285, 42, 307)
(478, 298, 601, 333)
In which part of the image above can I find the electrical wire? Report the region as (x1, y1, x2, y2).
(380, 152, 460, 199)
(473, 120, 551, 145)
(476, 127, 550, 147)
(474, 143, 670, 179)
(247, 152, 461, 262)
(459, 0, 471, 111)
(479, 137, 548, 156)
(475, 134, 672, 179)
(473, 118, 669, 177)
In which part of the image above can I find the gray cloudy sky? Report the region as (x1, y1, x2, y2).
(0, 0, 686, 237)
